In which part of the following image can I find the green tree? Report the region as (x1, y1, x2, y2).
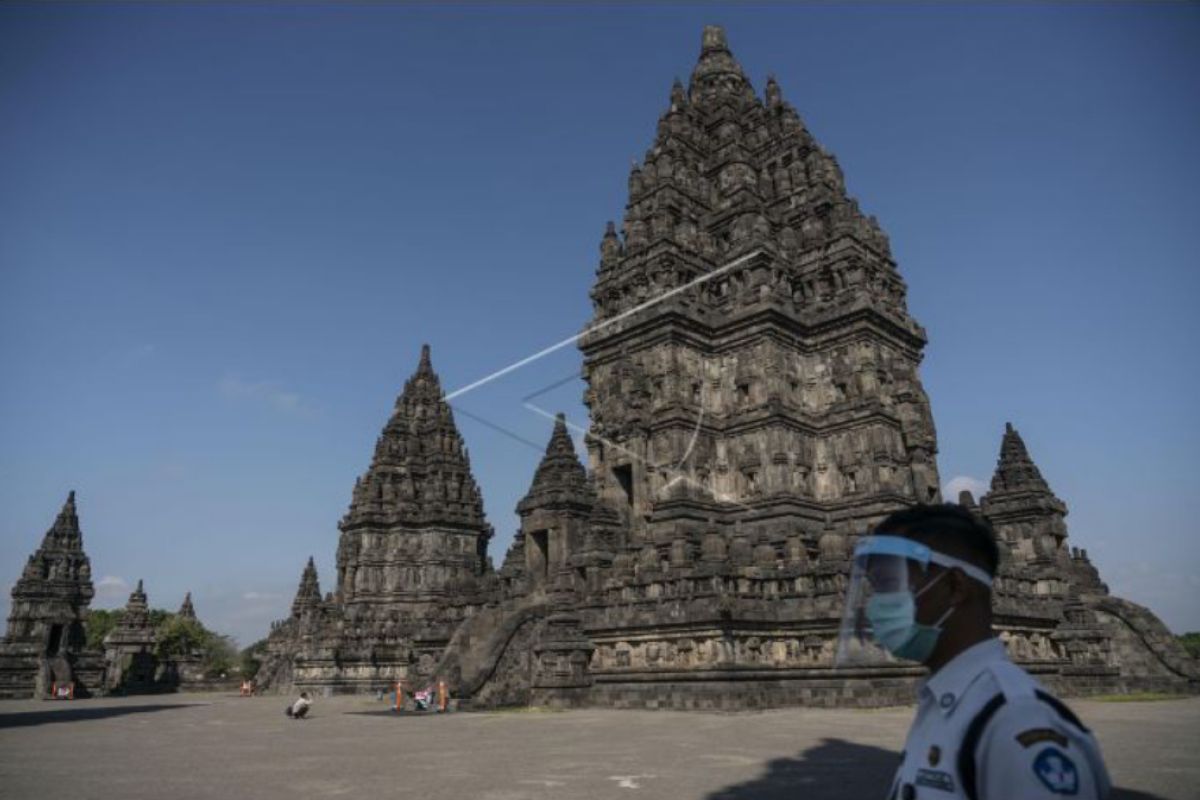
(1179, 632, 1200, 659)
(85, 608, 122, 650)
(86, 606, 240, 678)
(155, 615, 210, 660)
(240, 638, 268, 680)
(154, 613, 238, 678)
(201, 634, 239, 679)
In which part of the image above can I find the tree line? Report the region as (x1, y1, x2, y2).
(85, 608, 240, 678)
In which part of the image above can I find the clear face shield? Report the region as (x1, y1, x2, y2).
(835, 535, 994, 667)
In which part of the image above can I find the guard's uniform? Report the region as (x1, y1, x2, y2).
(887, 638, 1111, 800)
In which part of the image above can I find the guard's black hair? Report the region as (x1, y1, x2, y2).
(875, 503, 1000, 578)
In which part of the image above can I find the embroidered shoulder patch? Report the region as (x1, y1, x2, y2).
(1032, 746, 1080, 795)
(1017, 727, 1068, 748)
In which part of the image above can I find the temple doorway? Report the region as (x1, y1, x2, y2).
(531, 530, 550, 579)
(45, 624, 63, 657)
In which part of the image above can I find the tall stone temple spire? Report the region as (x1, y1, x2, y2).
(0, 491, 101, 698)
(519, 414, 592, 509)
(291, 557, 322, 616)
(336, 344, 493, 610)
(4, 492, 95, 645)
(980, 422, 1069, 572)
(510, 413, 595, 590)
(989, 422, 1056, 496)
(583, 24, 939, 550)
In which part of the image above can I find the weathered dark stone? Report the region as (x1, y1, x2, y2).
(256, 345, 496, 694)
(177, 592, 197, 621)
(102, 579, 161, 693)
(0, 492, 105, 698)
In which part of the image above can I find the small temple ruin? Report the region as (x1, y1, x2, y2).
(101, 579, 159, 693)
(252, 27, 1197, 707)
(0, 493, 105, 698)
(0, 495, 218, 698)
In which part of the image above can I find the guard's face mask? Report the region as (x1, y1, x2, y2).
(864, 569, 953, 662)
(835, 535, 994, 667)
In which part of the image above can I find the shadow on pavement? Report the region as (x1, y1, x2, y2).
(707, 737, 901, 800)
(345, 709, 447, 719)
(0, 703, 204, 730)
(703, 737, 1168, 800)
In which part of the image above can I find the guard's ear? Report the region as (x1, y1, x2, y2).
(952, 566, 991, 606)
(948, 567, 974, 606)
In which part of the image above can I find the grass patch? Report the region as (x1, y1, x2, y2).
(1089, 692, 1190, 703)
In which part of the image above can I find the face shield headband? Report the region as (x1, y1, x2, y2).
(853, 535, 994, 590)
(834, 534, 994, 667)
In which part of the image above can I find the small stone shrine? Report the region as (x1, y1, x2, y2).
(102, 579, 160, 693)
(0, 492, 105, 698)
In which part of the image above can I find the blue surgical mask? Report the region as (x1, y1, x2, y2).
(865, 570, 955, 663)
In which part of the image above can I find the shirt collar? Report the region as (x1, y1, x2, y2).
(921, 638, 1007, 716)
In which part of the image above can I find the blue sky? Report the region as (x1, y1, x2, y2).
(2, 4, 1197, 646)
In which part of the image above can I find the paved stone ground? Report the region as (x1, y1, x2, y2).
(0, 693, 1196, 800)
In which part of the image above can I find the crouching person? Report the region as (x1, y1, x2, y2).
(285, 691, 312, 720)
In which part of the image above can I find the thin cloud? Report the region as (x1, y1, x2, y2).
(124, 343, 156, 362)
(242, 591, 284, 601)
(944, 475, 989, 504)
(218, 375, 317, 419)
(94, 575, 130, 606)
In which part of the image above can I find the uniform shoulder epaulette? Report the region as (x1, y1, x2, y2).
(982, 657, 1041, 703)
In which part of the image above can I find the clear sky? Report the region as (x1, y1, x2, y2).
(2, 4, 1197, 647)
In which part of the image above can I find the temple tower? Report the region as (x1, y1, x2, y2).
(3, 492, 94, 649)
(292, 556, 323, 618)
(178, 591, 197, 621)
(580, 25, 940, 559)
(0, 492, 100, 698)
(515, 413, 595, 590)
(335, 345, 493, 618)
(980, 423, 1072, 590)
(103, 579, 160, 692)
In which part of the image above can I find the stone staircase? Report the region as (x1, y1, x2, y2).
(431, 593, 551, 707)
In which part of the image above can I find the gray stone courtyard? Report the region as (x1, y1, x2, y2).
(0, 694, 1196, 800)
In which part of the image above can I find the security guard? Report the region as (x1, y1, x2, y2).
(836, 504, 1112, 799)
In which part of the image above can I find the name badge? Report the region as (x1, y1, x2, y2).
(915, 768, 956, 793)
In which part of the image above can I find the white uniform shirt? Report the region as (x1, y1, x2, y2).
(888, 638, 1112, 800)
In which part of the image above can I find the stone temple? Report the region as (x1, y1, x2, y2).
(0, 494, 217, 698)
(0, 493, 105, 698)
(252, 25, 1195, 707)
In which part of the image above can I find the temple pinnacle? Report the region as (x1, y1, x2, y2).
(701, 24, 728, 53)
